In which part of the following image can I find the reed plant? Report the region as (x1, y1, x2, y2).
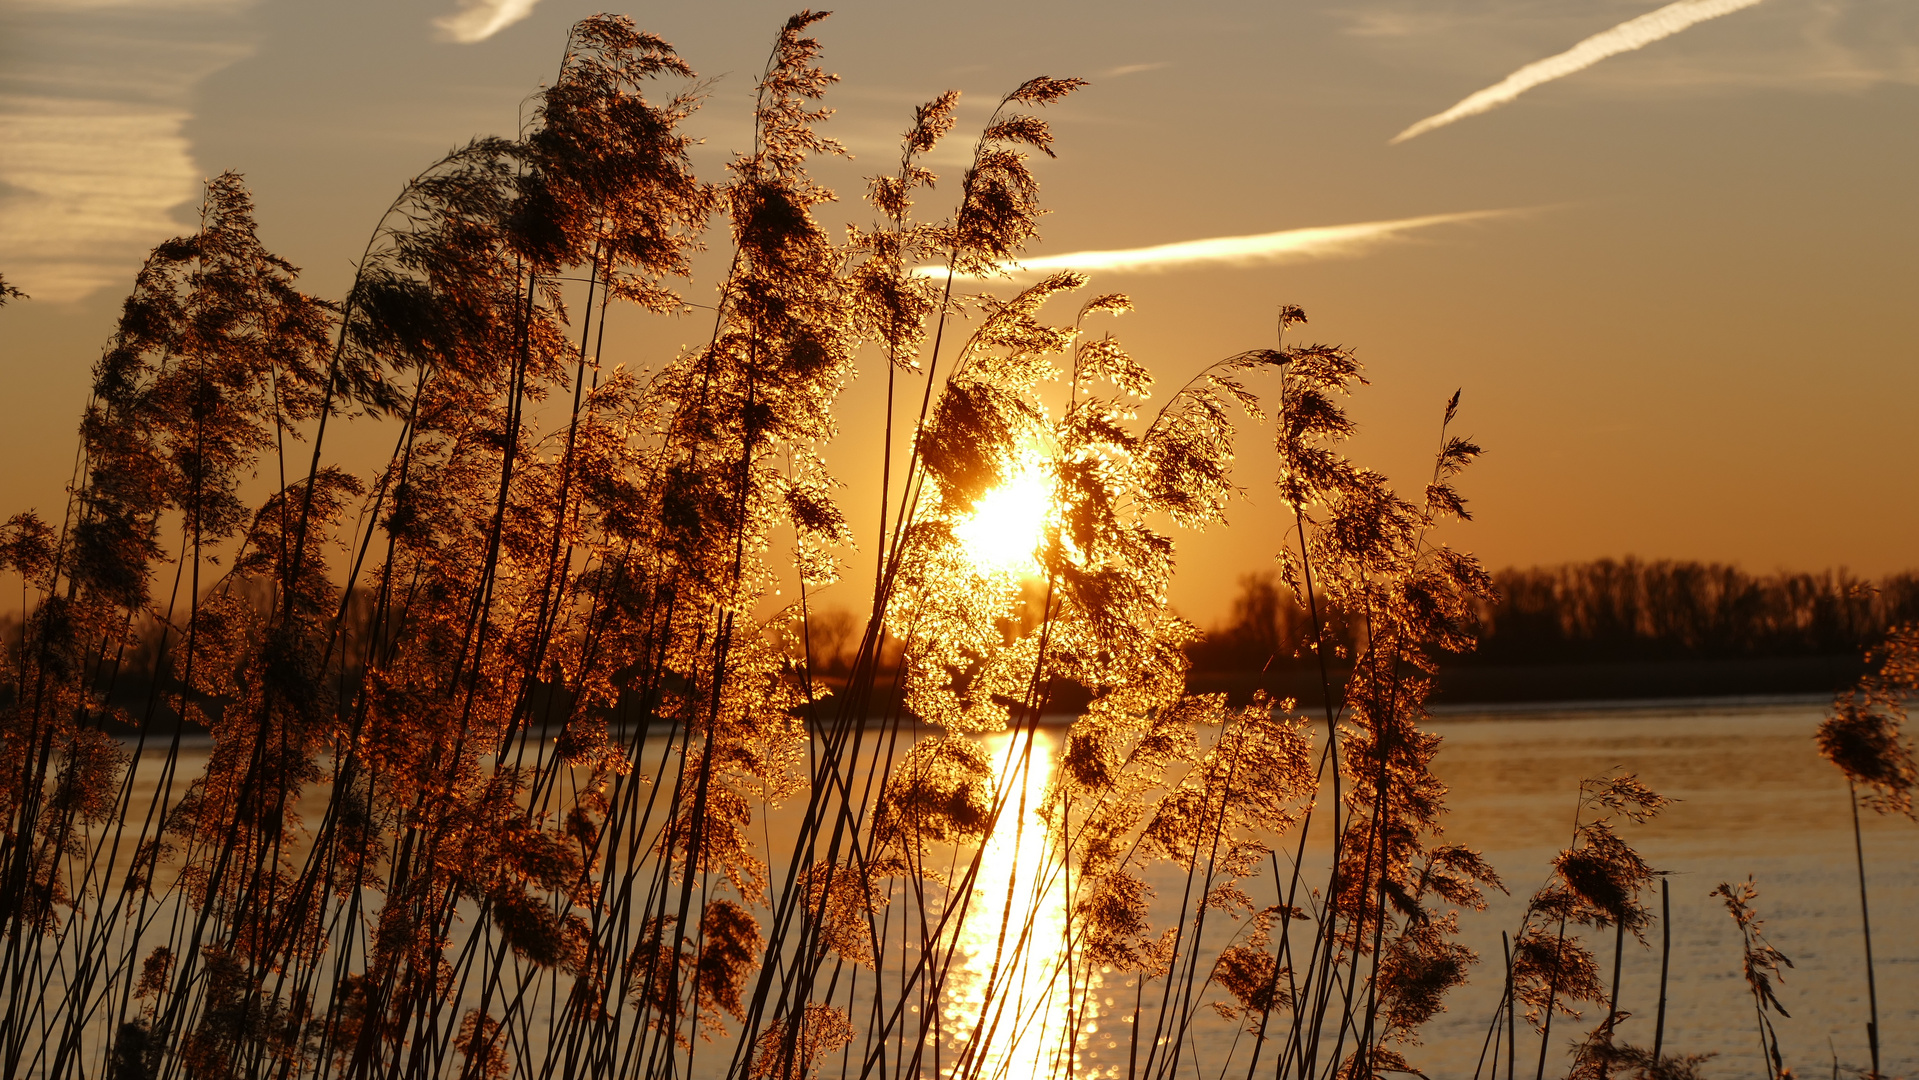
(1710, 878, 1791, 1080)
(1815, 623, 1916, 1080)
(0, 12, 1903, 1080)
(1462, 774, 1666, 1080)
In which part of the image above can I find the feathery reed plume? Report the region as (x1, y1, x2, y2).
(1568, 1008, 1713, 1080)
(0, 274, 24, 305)
(1814, 622, 1917, 1079)
(1481, 773, 1666, 1080)
(1818, 624, 1919, 818)
(1217, 313, 1507, 1080)
(1711, 877, 1792, 1080)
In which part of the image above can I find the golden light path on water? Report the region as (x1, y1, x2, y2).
(941, 732, 1110, 1080)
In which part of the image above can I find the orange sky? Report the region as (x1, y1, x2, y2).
(2, 0, 1915, 626)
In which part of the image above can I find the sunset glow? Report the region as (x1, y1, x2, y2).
(0, 6, 1912, 1079)
(954, 460, 1052, 576)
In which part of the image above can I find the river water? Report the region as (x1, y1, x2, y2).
(940, 698, 1917, 1080)
(1408, 698, 1916, 1079)
(46, 697, 1919, 1079)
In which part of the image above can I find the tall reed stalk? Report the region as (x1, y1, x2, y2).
(1814, 622, 1916, 1080)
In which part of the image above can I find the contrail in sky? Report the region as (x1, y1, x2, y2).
(1391, 0, 1766, 144)
(436, 0, 542, 43)
(922, 210, 1512, 278)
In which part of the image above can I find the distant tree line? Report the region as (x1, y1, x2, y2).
(1192, 558, 1919, 671)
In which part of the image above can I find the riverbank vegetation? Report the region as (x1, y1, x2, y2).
(0, 12, 1909, 1080)
(1196, 562, 1919, 673)
(1190, 562, 1918, 704)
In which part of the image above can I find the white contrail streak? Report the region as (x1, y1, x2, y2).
(919, 210, 1512, 278)
(1391, 0, 1765, 144)
(435, 0, 542, 43)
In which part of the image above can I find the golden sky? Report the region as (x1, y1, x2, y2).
(2, 0, 1915, 625)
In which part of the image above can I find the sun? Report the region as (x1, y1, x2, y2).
(953, 459, 1051, 576)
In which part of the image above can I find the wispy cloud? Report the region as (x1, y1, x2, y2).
(8, 0, 245, 9)
(0, 3, 253, 302)
(923, 210, 1515, 278)
(0, 99, 203, 302)
(1391, 0, 1766, 143)
(434, 0, 542, 44)
(1103, 61, 1172, 78)
(1341, 10, 1462, 39)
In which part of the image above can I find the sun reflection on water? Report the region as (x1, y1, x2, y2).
(942, 732, 1106, 1080)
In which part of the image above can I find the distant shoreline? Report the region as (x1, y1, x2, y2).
(1188, 653, 1867, 709)
(99, 657, 1868, 744)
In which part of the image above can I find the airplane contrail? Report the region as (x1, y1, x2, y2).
(1391, 0, 1766, 144)
(919, 209, 1513, 278)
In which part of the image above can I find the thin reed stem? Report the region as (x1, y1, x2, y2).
(1849, 781, 1881, 1077)
(1653, 879, 1670, 1066)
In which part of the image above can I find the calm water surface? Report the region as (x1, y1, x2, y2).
(965, 698, 1917, 1079)
(77, 699, 1919, 1078)
(1413, 699, 1915, 1078)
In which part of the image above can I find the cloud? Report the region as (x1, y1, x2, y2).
(1341, 11, 1459, 39)
(1102, 62, 1172, 78)
(0, 97, 202, 302)
(434, 0, 542, 44)
(8, 0, 247, 9)
(921, 210, 1515, 278)
(1391, 0, 1766, 143)
(0, 7, 253, 302)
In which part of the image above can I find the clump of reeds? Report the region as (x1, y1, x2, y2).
(1472, 773, 1667, 1080)
(1814, 621, 1916, 1080)
(7, 11, 1877, 1080)
(1227, 339, 1510, 1080)
(1819, 624, 1919, 817)
(0, 13, 1299, 1064)
(1566, 1011, 1713, 1080)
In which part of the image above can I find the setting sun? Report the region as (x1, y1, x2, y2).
(953, 459, 1052, 576)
